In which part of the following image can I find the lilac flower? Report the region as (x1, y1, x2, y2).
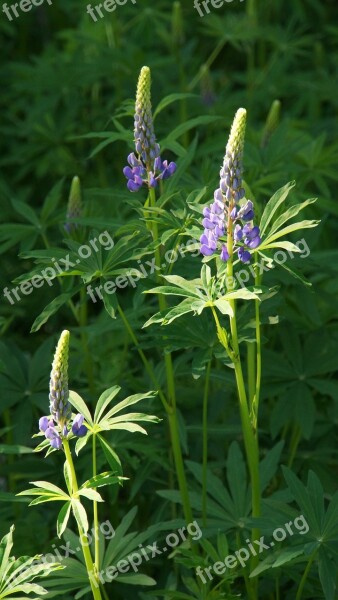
(199, 109, 261, 263)
(123, 67, 176, 192)
(72, 414, 88, 438)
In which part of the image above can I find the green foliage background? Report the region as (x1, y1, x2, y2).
(1, 0, 338, 599)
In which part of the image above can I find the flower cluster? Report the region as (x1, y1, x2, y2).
(38, 330, 87, 450)
(123, 66, 176, 192)
(200, 108, 261, 264)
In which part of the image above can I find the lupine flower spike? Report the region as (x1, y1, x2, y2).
(39, 330, 87, 449)
(200, 108, 261, 263)
(261, 99, 281, 148)
(65, 176, 82, 233)
(123, 66, 177, 192)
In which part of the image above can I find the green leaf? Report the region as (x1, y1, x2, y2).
(30, 286, 83, 332)
(64, 461, 72, 495)
(269, 198, 317, 236)
(0, 445, 33, 455)
(29, 494, 66, 505)
(319, 552, 337, 600)
(260, 181, 296, 236)
(30, 481, 68, 495)
(57, 502, 72, 538)
(41, 179, 64, 222)
(71, 500, 88, 534)
(101, 391, 156, 420)
(153, 93, 197, 119)
(94, 386, 121, 423)
(78, 488, 104, 502)
(161, 116, 221, 146)
(81, 472, 125, 490)
(117, 574, 156, 586)
(98, 436, 122, 476)
(261, 220, 319, 249)
(0, 526, 14, 583)
(213, 298, 233, 316)
(75, 435, 90, 456)
(11, 198, 40, 227)
(277, 260, 312, 286)
(282, 468, 322, 537)
(69, 391, 93, 426)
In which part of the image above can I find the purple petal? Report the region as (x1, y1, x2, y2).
(220, 246, 230, 262)
(238, 248, 251, 263)
(200, 244, 214, 256)
(123, 166, 133, 179)
(39, 416, 49, 433)
(127, 179, 142, 192)
(50, 435, 62, 450)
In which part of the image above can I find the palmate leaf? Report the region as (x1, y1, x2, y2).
(259, 181, 318, 248)
(0, 526, 63, 599)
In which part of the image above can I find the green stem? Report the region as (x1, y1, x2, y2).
(188, 38, 227, 91)
(202, 359, 211, 527)
(167, 411, 194, 524)
(247, 342, 256, 405)
(92, 434, 99, 572)
(116, 303, 170, 412)
(148, 186, 193, 526)
(252, 258, 262, 432)
(295, 551, 317, 600)
(79, 287, 95, 396)
(63, 439, 102, 600)
(101, 585, 110, 600)
(223, 222, 260, 597)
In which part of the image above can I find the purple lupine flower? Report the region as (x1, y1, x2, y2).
(38, 331, 73, 451)
(65, 176, 82, 234)
(123, 67, 176, 192)
(49, 331, 72, 427)
(199, 109, 261, 264)
(71, 414, 87, 438)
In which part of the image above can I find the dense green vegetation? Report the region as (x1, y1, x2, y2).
(1, 1, 338, 599)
